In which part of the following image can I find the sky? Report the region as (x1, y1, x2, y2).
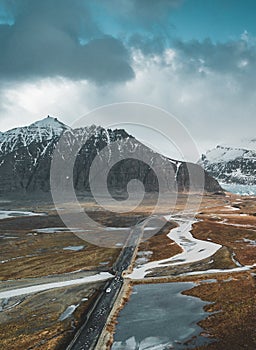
(0, 0, 256, 160)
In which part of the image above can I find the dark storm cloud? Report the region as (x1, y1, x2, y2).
(174, 38, 256, 81)
(0, 0, 134, 83)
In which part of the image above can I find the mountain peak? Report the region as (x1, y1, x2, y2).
(0, 116, 69, 156)
(30, 115, 68, 130)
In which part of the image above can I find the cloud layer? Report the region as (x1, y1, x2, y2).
(0, 0, 256, 158)
(0, 0, 134, 83)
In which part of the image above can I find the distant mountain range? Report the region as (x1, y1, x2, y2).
(0, 116, 222, 195)
(200, 139, 256, 185)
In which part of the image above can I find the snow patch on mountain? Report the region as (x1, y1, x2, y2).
(204, 146, 245, 163)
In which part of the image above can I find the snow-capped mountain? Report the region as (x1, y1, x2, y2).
(0, 116, 68, 155)
(200, 139, 256, 185)
(0, 116, 222, 195)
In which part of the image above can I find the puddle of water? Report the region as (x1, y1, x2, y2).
(112, 282, 213, 350)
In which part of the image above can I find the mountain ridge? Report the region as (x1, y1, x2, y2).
(0, 116, 223, 195)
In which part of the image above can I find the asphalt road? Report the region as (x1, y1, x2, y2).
(67, 225, 143, 350)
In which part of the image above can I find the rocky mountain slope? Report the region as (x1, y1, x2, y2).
(0, 116, 222, 195)
(200, 140, 256, 185)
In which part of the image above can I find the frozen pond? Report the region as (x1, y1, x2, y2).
(112, 282, 212, 350)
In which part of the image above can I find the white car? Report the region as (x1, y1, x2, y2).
(106, 287, 111, 293)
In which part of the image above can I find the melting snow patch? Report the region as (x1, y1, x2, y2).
(63, 245, 85, 251)
(0, 235, 18, 239)
(199, 279, 217, 284)
(0, 210, 46, 220)
(243, 238, 256, 246)
(224, 205, 240, 211)
(35, 227, 69, 234)
(0, 272, 113, 299)
(34, 227, 86, 234)
(59, 304, 79, 321)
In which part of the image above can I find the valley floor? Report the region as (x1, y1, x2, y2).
(99, 193, 256, 350)
(0, 192, 255, 349)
